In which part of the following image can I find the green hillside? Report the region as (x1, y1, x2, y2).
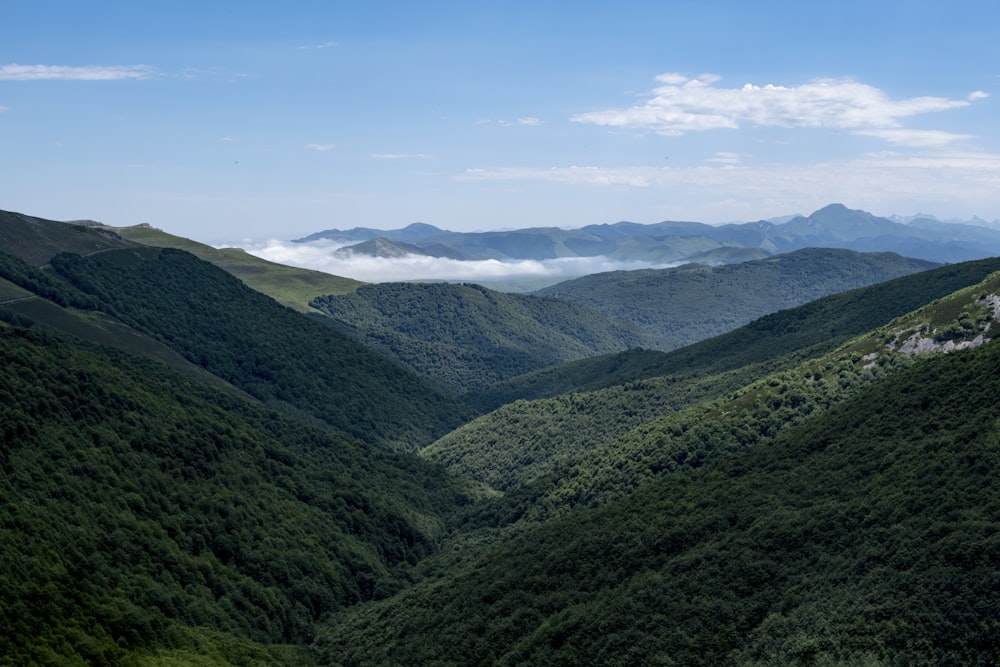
(312, 282, 664, 392)
(46, 248, 471, 451)
(0, 210, 136, 265)
(429, 268, 1000, 514)
(319, 291, 1000, 666)
(6, 207, 1000, 665)
(470, 256, 1000, 410)
(111, 224, 364, 311)
(0, 322, 476, 666)
(534, 248, 938, 347)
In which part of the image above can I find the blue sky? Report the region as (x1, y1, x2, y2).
(2, 1, 999, 244)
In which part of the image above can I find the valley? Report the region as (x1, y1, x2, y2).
(3, 207, 1000, 665)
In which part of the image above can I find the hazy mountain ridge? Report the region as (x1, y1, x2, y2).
(298, 203, 1000, 265)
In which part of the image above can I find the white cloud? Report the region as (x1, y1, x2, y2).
(0, 64, 154, 80)
(853, 128, 973, 147)
(236, 239, 676, 283)
(462, 165, 656, 187)
(459, 149, 1000, 222)
(572, 74, 981, 144)
(371, 152, 432, 159)
(298, 41, 338, 50)
(306, 143, 336, 151)
(706, 152, 743, 165)
(488, 117, 544, 127)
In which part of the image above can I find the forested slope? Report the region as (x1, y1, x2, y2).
(311, 282, 663, 393)
(47, 248, 472, 450)
(0, 322, 475, 666)
(534, 247, 937, 347)
(320, 299, 1000, 666)
(472, 256, 1000, 410)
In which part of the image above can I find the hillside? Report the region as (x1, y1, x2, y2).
(533, 248, 938, 346)
(0, 209, 137, 265)
(6, 206, 1000, 665)
(319, 275, 1000, 666)
(43, 247, 472, 450)
(106, 223, 364, 311)
(469, 256, 1000, 409)
(0, 320, 476, 666)
(311, 282, 665, 392)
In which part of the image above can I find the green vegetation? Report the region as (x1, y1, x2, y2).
(0, 324, 473, 666)
(112, 224, 363, 311)
(48, 248, 472, 450)
(472, 256, 1000, 410)
(7, 209, 1000, 665)
(535, 248, 938, 347)
(0, 210, 135, 266)
(319, 334, 1000, 667)
(312, 282, 663, 392)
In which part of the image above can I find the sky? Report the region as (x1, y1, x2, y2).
(3, 1, 1000, 257)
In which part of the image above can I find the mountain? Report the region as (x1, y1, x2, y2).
(0, 209, 137, 265)
(311, 282, 664, 392)
(110, 222, 364, 311)
(335, 237, 470, 260)
(0, 305, 479, 665)
(0, 213, 472, 450)
(467, 256, 1000, 410)
(319, 269, 1000, 666)
(7, 206, 1000, 665)
(294, 204, 1000, 265)
(534, 248, 938, 348)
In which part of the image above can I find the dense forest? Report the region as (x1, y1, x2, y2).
(311, 281, 663, 392)
(4, 210, 1000, 665)
(534, 248, 937, 346)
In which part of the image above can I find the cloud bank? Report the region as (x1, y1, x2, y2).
(572, 74, 986, 146)
(238, 240, 674, 284)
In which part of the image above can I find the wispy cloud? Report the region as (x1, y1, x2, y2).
(0, 64, 154, 80)
(238, 239, 674, 283)
(371, 152, 432, 159)
(298, 41, 338, 50)
(853, 128, 973, 147)
(572, 74, 983, 146)
(706, 152, 744, 165)
(460, 149, 1000, 220)
(305, 143, 336, 151)
(500, 117, 543, 127)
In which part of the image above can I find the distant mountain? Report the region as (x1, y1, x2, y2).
(336, 237, 469, 260)
(533, 248, 938, 348)
(295, 204, 1000, 265)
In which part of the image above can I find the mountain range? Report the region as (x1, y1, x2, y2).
(298, 203, 1000, 265)
(5, 206, 1000, 665)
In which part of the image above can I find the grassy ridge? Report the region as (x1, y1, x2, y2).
(112, 224, 363, 311)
